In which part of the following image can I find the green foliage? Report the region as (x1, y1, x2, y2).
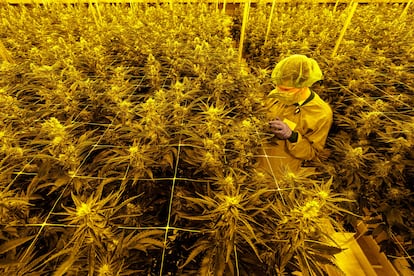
(242, 2, 414, 266)
(1, 2, 412, 275)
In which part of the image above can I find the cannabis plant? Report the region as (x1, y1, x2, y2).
(1, 2, 412, 275)
(242, 2, 414, 265)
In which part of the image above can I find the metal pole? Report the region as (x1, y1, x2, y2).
(265, 0, 277, 45)
(238, 0, 251, 63)
(400, 0, 412, 19)
(222, 0, 227, 14)
(333, 0, 340, 13)
(331, 2, 358, 58)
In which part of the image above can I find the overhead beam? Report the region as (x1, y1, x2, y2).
(1, 0, 412, 4)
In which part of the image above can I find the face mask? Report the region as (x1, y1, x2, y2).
(268, 87, 302, 105)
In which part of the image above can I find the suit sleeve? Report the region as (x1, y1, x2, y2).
(286, 112, 333, 161)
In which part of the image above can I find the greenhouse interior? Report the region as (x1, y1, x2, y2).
(0, 0, 413, 275)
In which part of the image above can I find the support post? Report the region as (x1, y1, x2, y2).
(331, 1, 358, 58)
(265, 0, 277, 45)
(238, 0, 251, 63)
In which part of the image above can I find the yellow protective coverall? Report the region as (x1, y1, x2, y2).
(257, 91, 333, 177)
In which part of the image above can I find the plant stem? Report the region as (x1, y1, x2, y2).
(0, 40, 14, 63)
(234, 244, 240, 276)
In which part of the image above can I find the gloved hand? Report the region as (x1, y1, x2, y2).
(269, 118, 292, 140)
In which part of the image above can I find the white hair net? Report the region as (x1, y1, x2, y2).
(271, 54, 323, 88)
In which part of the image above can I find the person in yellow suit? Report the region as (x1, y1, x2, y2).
(258, 54, 333, 177)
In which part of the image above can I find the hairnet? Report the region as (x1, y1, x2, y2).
(271, 55, 323, 88)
